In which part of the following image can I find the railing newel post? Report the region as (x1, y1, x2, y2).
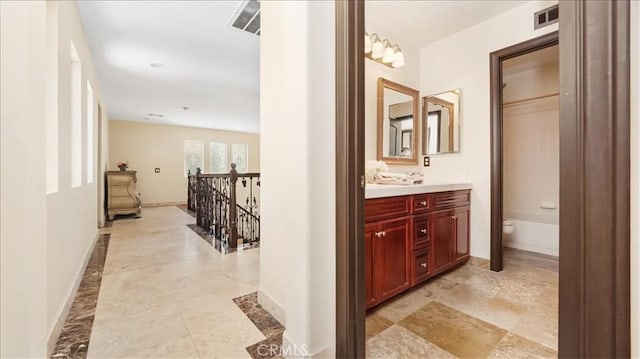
(229, 163, 239, 249)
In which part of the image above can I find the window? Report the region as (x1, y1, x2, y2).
(70, 40, 82, 188)
(232, 144, 249, 173)
(86, 81, 94, 183)
(209, 143, 227, 173)
(184, 140, 204, 177)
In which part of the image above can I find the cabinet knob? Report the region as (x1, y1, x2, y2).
(420, 262, 427, 268)
(451, 215, 457, 220)
(419, 228, 427, 234)
(419, 200, 427, 206)
(381, 231, 386, 237)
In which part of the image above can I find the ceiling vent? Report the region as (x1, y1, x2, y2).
(534, 4, 559, 30)
(230, 0, 260, 36)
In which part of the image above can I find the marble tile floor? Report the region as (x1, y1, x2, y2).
(86, 206, 264, 358)
(366, 248, 559, 359)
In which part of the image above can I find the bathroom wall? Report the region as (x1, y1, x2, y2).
(418, 0, 559, 259)
(502, 59, 559, 255)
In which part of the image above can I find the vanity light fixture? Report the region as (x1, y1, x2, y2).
(365, 32, 404, 68)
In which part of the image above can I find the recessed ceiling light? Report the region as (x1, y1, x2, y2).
(149, 63, 165, 69)
(182, 106, 189, 111)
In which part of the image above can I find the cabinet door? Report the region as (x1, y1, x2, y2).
(431, 209, 454, 274)
(453, 206, 470, 263)
(365, 222, 377, 309)
(375, 217, 412, 302)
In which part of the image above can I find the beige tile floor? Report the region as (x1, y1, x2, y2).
(89, 206, 263, 358)
(366, 248, 559, 359)
(90, 206, 558, 358)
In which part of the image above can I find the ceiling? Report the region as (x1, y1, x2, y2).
(78, 1, 526, 133)
(366, 1, 525, 48)
(77, 1, 260, 133)
(503, 45, 559, 76)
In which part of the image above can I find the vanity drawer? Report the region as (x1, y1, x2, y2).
(413, 194, 431, 213)
(413, 214, 429, 248)
(432, 190, 470, 210)
(412, 247, 430, 286)
(365, 196, 412, 223)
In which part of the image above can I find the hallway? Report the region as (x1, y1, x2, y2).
(59, 207, 266, 358)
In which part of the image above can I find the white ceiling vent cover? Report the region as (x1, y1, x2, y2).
(230, 0, 260, 36)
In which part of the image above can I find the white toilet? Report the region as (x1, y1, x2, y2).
(503, 219, 514, 234)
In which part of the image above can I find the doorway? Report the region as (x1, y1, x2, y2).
(335, 1, 631, 358)
(489, 32, 558, 272)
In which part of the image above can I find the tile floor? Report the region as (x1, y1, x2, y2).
(88, 206, 263, 358)
(68, 206, 557, 358)
(366, 248, 559, 359)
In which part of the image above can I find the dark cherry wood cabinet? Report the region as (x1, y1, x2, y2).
(374, 217, 411, 302)
(453, 206, 470, 264)
(365, 189, 470, 309)
(431, 209, 455, 275)
(364, 223, 377, 308)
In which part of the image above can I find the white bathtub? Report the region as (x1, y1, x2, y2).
(503, 218, 559, 256)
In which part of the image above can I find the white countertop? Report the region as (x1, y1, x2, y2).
(365, 182, 473, 199)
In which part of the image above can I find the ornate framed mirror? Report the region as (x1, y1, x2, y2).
(377, 78, 420, 164)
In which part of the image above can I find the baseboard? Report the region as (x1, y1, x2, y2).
(141, 201, 186, 208)
(46, 232, 100, 357)
(257, 288, 286, 326)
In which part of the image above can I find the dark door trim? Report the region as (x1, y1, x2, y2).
(335, 0, 365, 358)
(558, 1, 630, 357)
(489, 31, 558, 272)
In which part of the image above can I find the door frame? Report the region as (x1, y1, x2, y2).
(336, 1, 630, 358)
(489, 31, 559, 272)
(335, 0, 365, 357)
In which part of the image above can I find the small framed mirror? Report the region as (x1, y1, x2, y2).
(422, 89, 461, 155)
(377, 78, 420, 164)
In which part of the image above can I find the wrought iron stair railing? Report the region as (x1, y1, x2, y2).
(187, 163, 260, 249)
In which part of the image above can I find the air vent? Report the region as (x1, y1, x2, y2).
(230, 0, 260, 36)
(534, 4, 559, 30)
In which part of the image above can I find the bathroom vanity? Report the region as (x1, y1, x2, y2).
(365, 183, 472, 309)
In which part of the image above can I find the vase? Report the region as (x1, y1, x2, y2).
(118, 166, 127, 172)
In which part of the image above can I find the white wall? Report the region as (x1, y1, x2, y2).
(46, 1, 109, 347)
(109, 120, 260, 205)
(418, 0, 559, 259)
(1, 1, 109, 356)
(630, 1, 638, 356)
(1, 1, 49, 356)
(259, 0, 335, 356)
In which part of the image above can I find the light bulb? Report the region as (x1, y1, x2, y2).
(365, 33, 372, 54)
(370, 34, 383, 59)
(392, 49, 405, 68)
(382, 43, 395, 63)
